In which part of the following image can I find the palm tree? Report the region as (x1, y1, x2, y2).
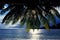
(0, 0, 60, 32)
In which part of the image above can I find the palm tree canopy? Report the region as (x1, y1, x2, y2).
(0, 0, 60, 32)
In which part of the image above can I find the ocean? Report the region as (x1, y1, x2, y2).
(0, 29, 60, 40)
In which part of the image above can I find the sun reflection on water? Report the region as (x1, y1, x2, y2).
(29, 29, 42, 39)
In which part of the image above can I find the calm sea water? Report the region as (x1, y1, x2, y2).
(0, 29, 60, 40)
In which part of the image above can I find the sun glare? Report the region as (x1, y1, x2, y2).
(29, 29, 42, 35)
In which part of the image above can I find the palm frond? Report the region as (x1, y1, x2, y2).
(40, 15, 50, 30)
(37, 5, 50, 30)
(34, 16, 40, 29)
(46, 13, 56, 26)
(12, 14, 20, 24)
(5, 15, 13, 24)
(2, 7, 15, 23)
(43, 7, 57, 26)
(50, 7, 60, 18)
(26, 17, 32, 32)
(20, 16, 26, 26)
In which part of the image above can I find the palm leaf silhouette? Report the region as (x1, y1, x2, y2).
(40, 15, 50, 30)
(46, 13, 56, 26)
(20, 16, 26, 26)
(50, 7, 60, 18)
(0, 0, 60, 31)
